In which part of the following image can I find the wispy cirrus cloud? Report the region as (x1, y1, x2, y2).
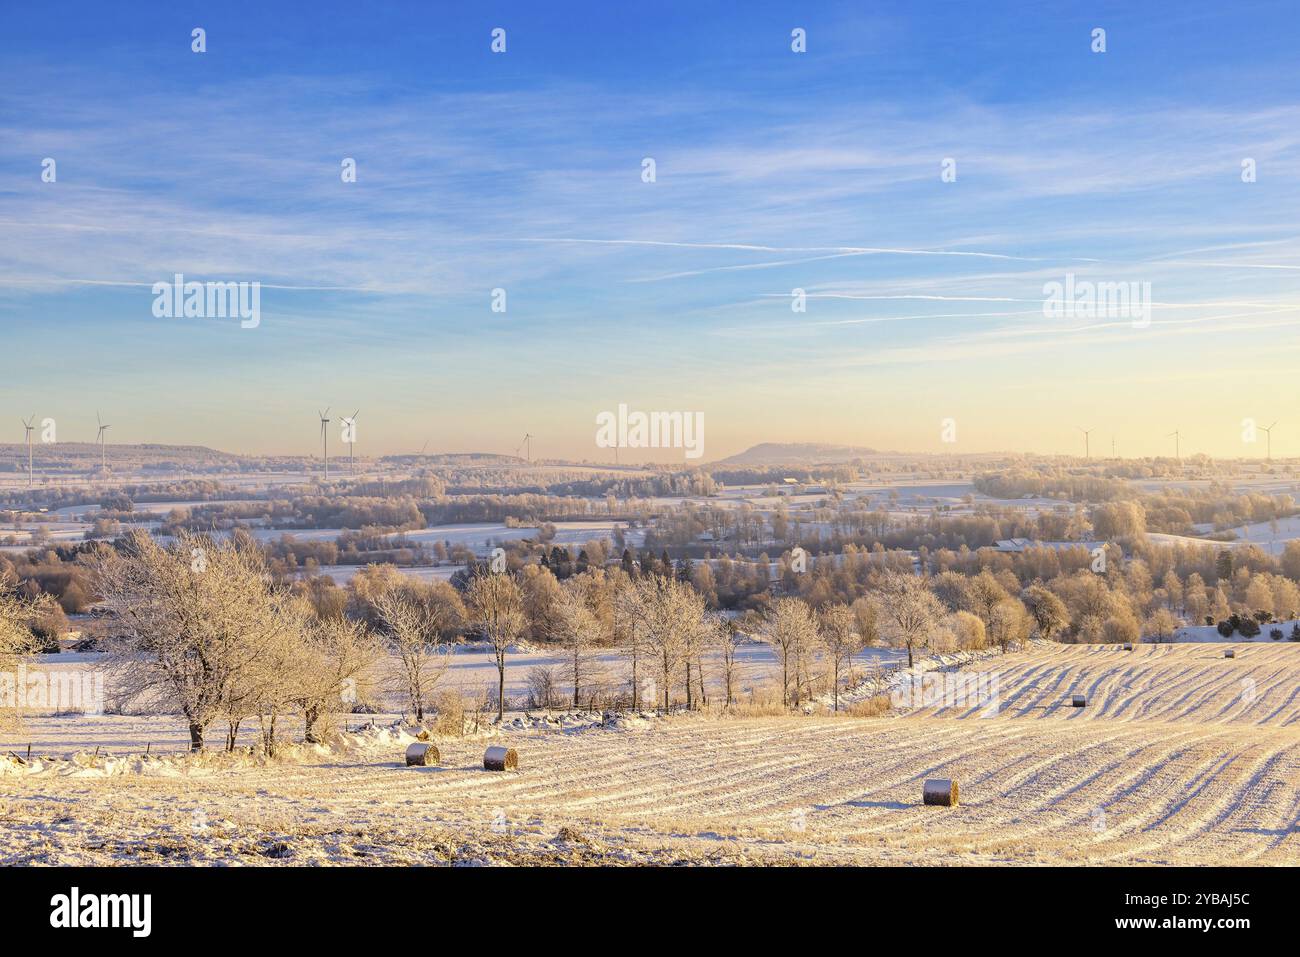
(3, 5, 1300, 458)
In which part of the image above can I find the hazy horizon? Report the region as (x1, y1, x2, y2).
(0, 434, 1295, 467)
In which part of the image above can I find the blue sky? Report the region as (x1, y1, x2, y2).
(3, 1, 1300, 461)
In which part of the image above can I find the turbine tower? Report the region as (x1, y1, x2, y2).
(516, 432, 533, 463)
(1260, 420, 1278, 462)
(346, 409, 359, 473)
(95, 412, 111, 472)
(21, 416, 34, 488)
(1078, 427, 1093, 459)
(318, 408, 331, 480)
(1167, 429, 1182, 462)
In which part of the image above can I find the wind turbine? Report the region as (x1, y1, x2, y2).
(95, 412, 111, 472)
(345, 409, 359, 473)
(516, 432, 533, 463)
(318, 408, 331, 480)
(419, 439, 430, 456)
(1260, 420, 1278, 462)
(21, 416, 34, 488)
(1167, 429, 1182, 462)
(1078, 427, 1093, 459)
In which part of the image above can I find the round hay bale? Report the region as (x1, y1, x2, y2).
(1071, 694, 1087, 707)
(405, 742, 440, 767)
(484, 745, 518, 772)
(923, 778, 958, 807)
(1224, 648, 1236, 659)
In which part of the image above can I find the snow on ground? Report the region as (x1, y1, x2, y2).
(1148, 517, 1300, 556)
(5, 639, 905, 741)
(2, 513, 645, 557)
(3, 642, 1298, 865)
(903, 640, 1300, 725)
(0, 520, 93, 550)
(648, 479, 1060, 517)
(250, 520, 641, 550)
(1145, 532, 1237, 551)
(210, 638, 883, 698)
(1209, 515, 1300, 556)
(1173, 620, 1300, 642)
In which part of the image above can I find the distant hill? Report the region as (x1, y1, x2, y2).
(0, 442, 250, 469)
(716, 443, 881, 466)
(380, 452, 521, 466)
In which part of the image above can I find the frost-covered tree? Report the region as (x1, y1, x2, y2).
(613, 573, 648, 708)
(94, 531, 299, 751)
(712, 614, 742, 711)
(0, 585, 48, 734)
(967, 570, 1011, 625)
(1022, 585, 1069, 641)
(296, 607, 383, 741)
(759, 597, 819, 707)
(945, 610, 987, 651)
(373, 584, 455, 722)
(1145, 607, 1178, 643)
(819, 603, 862, 712)
(624, 573, 705, 711)
(549, 577, 602, 708)
(877, 571, 944, 668)
(466, 571, 526, 720)
(988, 598, 1032, 653)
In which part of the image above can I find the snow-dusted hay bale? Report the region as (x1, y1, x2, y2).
(483, 745, 518, 772)
(923, 779, 958, 807)
(1071, 695, 1087, 707)
(405, 742, 440, 767)
(1224, 648, 1236, 659)
(1122, 643, 1134, 652)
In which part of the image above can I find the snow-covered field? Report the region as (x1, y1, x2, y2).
(651, 479, 1060, 518)
(1147, 515, 1300, 556)
(3, 643, 1298, 866)
(250, 520, 641, 550)
(1173, 620, 1300, 642)
(4, 640, 905, 746)
(1213, 515, 1300, 555)
(903, 640, 1300, 724)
